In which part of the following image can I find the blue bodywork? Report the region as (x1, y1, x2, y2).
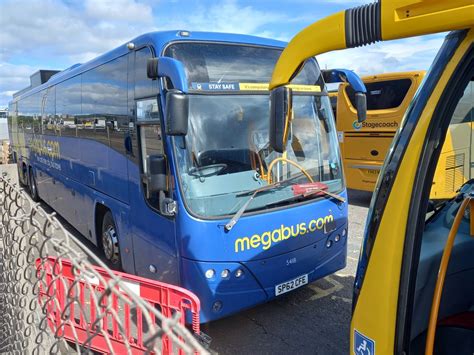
(10, 30, 348, 322)
(323, 68, 367, 93)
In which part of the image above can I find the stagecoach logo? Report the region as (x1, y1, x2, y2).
(352, 119, 399, 131)
(352, 120, 363, 130)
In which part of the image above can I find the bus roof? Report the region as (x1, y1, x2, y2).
(11, 30, 287, 103)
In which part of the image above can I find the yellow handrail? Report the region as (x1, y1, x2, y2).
(425, 196, 473, 354)
(267, 157, 313, 184)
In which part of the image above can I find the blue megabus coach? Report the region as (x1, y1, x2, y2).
(8, 30, 366, 322)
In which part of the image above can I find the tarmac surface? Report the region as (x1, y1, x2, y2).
(0, 164, 372, 354)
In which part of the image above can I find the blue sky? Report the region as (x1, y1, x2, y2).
(0, 0, 446, 108)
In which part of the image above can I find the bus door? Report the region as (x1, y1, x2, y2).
(405, 75, 474, 355)
(351, 30, 473, 354)
(127, 47, 179, 284)
(337, 72, 424, 192)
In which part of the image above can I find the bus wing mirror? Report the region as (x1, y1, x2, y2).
(146, 154, 167, 194)
(355, 92, 367, 123)
(165, 90, 189, 136)
(147, 57, 188, 93)
(269, 86, 292, 153)
(322, 68, 367, 122)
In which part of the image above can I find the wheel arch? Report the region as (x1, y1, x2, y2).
(94, 202, 111, 248)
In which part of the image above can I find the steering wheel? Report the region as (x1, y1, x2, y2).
(267, 157, 313, 184)
(188, 164, 227, 178)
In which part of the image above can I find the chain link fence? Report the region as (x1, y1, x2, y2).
(0, 172, 208, 354)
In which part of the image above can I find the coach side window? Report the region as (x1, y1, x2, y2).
(56, 76, 82, 137)
(135, 47, 158, 99)
(81, 55, 128, 153)
(40, 87, 55, 135)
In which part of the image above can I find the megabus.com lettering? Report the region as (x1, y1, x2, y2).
(234, 214, 334, 253)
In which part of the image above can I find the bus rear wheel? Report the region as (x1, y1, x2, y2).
(101, 211, 122, 271)
(28, 167, 40, 202)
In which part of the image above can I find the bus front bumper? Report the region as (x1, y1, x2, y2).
(181, 224, 347, 323)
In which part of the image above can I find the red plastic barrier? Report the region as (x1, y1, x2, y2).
(36, 257, 201, 354)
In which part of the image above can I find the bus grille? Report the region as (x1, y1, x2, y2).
(445, 153, 465, 193)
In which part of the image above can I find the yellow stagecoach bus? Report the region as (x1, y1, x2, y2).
(268, 0, 474, 354)
(336, 71, 425, 192)
(336, 70, 472, 200)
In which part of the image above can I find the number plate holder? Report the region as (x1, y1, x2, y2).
(275, 274, 308, 296)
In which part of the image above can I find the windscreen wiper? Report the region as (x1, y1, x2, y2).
(264, 187, 345, 209)
(225, 173, 306, 232)
(235, 172, 306, 197)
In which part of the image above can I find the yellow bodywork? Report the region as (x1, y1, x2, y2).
(269, 0, 474, 353)
(337, 71, 425, 192)
(430, 122, 473, 199)
(380, 0, 474, 41)
(269, 0, 473, 90)
(336, 70, 472, 198)
(350, 31, 473, 353)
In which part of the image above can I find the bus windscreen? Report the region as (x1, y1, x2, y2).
(164, 42, 322, 88)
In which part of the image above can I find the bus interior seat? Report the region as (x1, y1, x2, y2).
(197, 149, 258, 174)
(410, 194, 474, 354)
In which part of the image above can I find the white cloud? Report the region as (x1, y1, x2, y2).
(317, 35, 445, 75)
(0, 0, 159, 106)
(162, 0, 286, 37)
(0, 0, 155, 62)
(0, 0, 448, 107)
(0, 63, 35, 92)
(0, 0, 292, 106)
(84, 0, 153, 22)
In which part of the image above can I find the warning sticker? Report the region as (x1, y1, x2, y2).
(354, 330, 375, 355)
(191, 82, 321, 92)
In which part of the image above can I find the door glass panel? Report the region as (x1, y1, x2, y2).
(137, 99, 163, 174)
(430, 79, 474, 200)
(412, 77, 474, 350)
(137, 99, 164, 207)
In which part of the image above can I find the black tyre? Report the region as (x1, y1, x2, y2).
(28, 167, 40, 202)
(101, 211, 122, 271)
(18, 163, 27, 187)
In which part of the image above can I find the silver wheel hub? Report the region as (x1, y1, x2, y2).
(31, 177, 36, 195)
(102, 226, 119, 264)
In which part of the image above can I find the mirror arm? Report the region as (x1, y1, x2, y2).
(322, 68, 367, 122)
(322, 68, 366, 93)
(147, 57, 188, 93)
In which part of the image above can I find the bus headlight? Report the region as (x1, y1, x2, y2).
(334, 234, 340, 242)
(235, 269, 244, 278)
(221, 269, 230, 279)
(205, 269, 215, 279)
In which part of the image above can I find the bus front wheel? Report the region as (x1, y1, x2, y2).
(101, 211, 122, 271)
